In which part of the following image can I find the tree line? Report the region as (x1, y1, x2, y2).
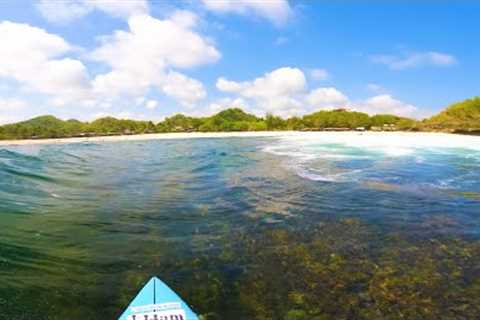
(0, 96, 479, 140)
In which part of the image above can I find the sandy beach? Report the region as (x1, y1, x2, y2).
(0, 131, 298, 146)
(0, 130, 479, 147)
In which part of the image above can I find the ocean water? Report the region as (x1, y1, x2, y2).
(1, 133, 480, 319)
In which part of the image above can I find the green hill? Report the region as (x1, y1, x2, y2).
(156, 114, 205, 132)
(199, 108, 267, 131)
(303, 109, 370, 129)
(88, 117, 155, 135)
(0, 106, 433, 141)
(0, 115, 76, 139)
(425, 97, 480, 131)
(0, 116, 155, 140)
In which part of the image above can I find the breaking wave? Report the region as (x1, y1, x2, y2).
(262, 132, 480, 187)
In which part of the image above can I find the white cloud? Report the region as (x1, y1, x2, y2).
(0, 21, 90, 102)
(306, 88, 348, 109)
(371, 51, 457, 70)
(0, 12, 219, 120)
(91, 13, 219, 106)
(161, 71, 206, 108)
(170, 10, 199, 29)
(310, 68, 329, 81)
(353, 94, 418, 118)
(30, 58, 90, 96)
(202, 0, 293, 26)
(218, 67, 306, 98)
(36, 0, 149, 23)
(216, 77, 245, 92)
(214, 66, 420, 118)
(216, 67, 306, 115)
(91, 14, 220, 71)
(145, 100, 158, 110)
(216, 67, 349, 117)
(0, 21, 71, 75)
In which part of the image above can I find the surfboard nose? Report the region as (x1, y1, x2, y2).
(118, 277, 199, 320)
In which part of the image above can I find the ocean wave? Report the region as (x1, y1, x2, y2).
(262, 132, 480, 186)
(0, 148, 43, 163)
(0, 165, 56, 183)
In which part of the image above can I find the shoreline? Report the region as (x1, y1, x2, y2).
(0, 130, 474, 146)
(0, 131, 298, 146)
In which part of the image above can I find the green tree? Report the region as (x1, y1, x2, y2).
(265, 114, 286, 130)
(425, 96, 480, 130)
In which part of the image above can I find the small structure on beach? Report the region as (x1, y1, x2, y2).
(383, 124, 397, 131)
(324, 127, 350, 131)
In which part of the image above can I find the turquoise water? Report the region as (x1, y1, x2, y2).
(1, 134, 480, 319)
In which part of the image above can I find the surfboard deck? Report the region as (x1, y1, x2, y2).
(118, 277, 199, 320)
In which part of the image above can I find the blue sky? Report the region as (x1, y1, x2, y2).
(0, 0, 478, 124)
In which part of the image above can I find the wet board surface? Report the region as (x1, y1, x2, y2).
(118, 277, 199, 320)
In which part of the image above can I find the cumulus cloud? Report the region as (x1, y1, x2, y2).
(216, 67, 350, 117)
(0, 21, 90, 102)
(91, 13, 219, 71)
(217, 67, 306, 98)
(0, 11, 219, 117)
(371, 51, 457, 70)
(161, 71, 206, 108)
(353, 94, 418, 118)
(306, 88, 348, 109)
(214, 66, 420, 118)
(202, 0, 293, 26)
(216, 67, 306, 116)
(36, 0, 149, 23)
(90, 12, 219, 106)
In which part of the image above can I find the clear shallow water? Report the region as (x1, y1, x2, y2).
(1, 133, 480, 319)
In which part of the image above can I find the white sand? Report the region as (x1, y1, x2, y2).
(0, 131, 479, 150)
(0, 131, 297, 146)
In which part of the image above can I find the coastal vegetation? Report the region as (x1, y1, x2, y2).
(0, 96, 479, 140)
(424, 96, 480, 132)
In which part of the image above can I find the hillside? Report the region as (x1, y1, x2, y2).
(0, 107, 423, 140)
(424, 97, 480, 132)
(0, 116, 155, 140)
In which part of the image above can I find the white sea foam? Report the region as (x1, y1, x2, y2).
(262, 132, 480, 182)
(296, 167, 364, 182)
(278, 132, 479, 151)
(264, 132, 480, 159)
(296, 169, 339, 182)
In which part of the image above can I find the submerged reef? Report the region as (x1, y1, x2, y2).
(1, 218, 479, 320)
(117, 219, 480, 320)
